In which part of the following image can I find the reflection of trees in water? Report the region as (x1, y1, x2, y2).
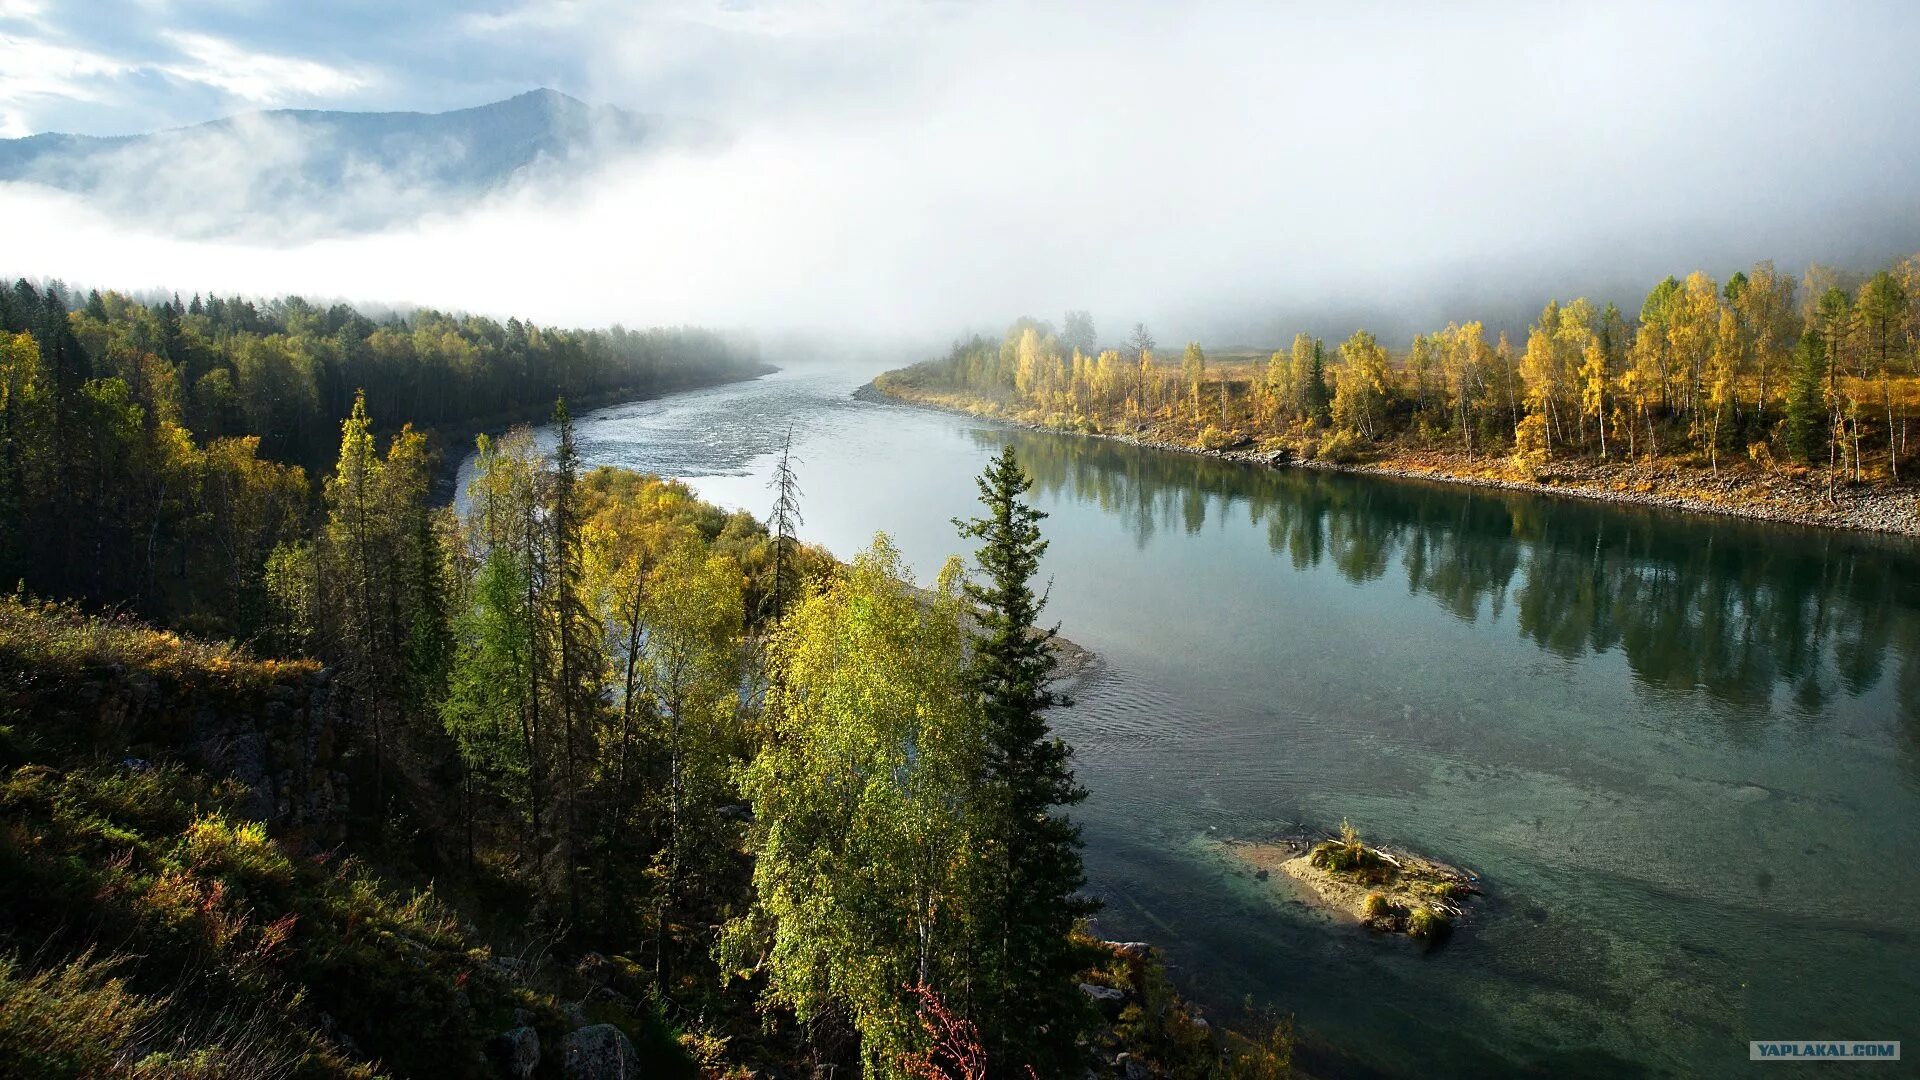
(980, 428, 1920, 733)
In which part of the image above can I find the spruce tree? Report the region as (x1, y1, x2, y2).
(954, 445, 1095, 1077)
(547, 398, 597, 920)
(1306, 336, 1333, 426)
(1785, 330, 1828, 465)
(765, 426, 803, 621)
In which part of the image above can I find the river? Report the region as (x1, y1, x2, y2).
(455, 363, 1920, 1078)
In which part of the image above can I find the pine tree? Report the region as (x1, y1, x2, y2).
(765, 426, 803, 621)
(546, 398, 599, 921)
(953, 446, 1094, 1077)
(1785, 330, 1828, 465)
(1305, 337, 1332, 427)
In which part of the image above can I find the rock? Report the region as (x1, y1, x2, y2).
(563, 1023, 638, 1080)
(1079, 982, 1125, 1003)
(1254, 868, 1269, 881)
(561, 1000, 589, 1030)
(1107, 941, 1154, 960)
(511, 1007, 534, 1027)
(1114, 1052, 1152, 1080)
(575, 951, 613, 985)
(485, 1026, 540, 1079)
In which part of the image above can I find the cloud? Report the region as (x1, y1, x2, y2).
(0, 34, 134, 135)
(156, 31, 370, 104)
(3, 1, 1920, 344)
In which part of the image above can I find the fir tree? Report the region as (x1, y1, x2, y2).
(765, 426, 803, 621)
(1305, 336, 1332, 426)
(953, 445, 1095, 1077)
(1785, 330, 1829, 465)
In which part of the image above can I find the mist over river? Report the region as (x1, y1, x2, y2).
(457, 364, 1920, 1079)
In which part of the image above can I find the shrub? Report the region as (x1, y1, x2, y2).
(1361, 891, 1389, 922)
(1308, 819, 1375, 874)
(0, 950, 163, 1078)
(1511, 413, 1550, 475)
(1318, 429, 1364, 464)
(1196, 425, 1235, 451)
(184, 816, 294, 891)
(1407, 904, 1450, 940)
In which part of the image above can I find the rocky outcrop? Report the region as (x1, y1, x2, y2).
(562, 1024, 639, 1080)
(486, 1026, 540, 1078)
(24, 662, 352, 836)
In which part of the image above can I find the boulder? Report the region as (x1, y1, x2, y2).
(575, 951, 613, 986)
(563, 1024, 639, 1080)
(485, 1026, 540, 1079)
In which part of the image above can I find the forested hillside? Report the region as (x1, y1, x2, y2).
(0, 277, 1287, 1074)
(880, 258, 1920, 524)
(0, 280, 762, 634)
(0, 413, 1282, 1076)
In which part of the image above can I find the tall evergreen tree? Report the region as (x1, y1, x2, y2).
(546, 398, 599, 920)
(953, 446, 1094, 1077)
(765, 426, 803, 621)
(1785, 330, 1829, 466)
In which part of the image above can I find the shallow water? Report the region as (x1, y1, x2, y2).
(457, 365, 1920, 1078)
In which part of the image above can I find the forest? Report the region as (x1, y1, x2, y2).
(0, 280, 763, 634)
(879, 258, 1920, 492)
(0, 278, 1290, 1076)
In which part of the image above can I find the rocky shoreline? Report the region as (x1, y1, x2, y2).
(863, 382, 1920, 539)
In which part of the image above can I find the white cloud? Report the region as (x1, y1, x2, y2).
(3, 1, 1920, 343)
(156, 30, 368, 103)
(0, 33, 135, 135)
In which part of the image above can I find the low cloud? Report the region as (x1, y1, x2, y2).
(4, 1, 1920, 345)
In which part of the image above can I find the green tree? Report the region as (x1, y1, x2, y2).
(954, 446, 1094, 1076)
(724, 536, 985, 1077)
(1785, 330, 1829, 465)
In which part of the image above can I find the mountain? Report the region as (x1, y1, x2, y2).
(0, 89, 699, 237)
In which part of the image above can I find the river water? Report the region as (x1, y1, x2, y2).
(456, 364, 1920, 1078)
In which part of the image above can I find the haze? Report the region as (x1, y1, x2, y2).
(4, 0, 1920, 343)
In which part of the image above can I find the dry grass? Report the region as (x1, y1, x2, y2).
(0, 592, 317, 688)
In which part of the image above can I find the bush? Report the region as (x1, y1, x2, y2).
(1407, 904, 1450, 940)
(1318, 429, 1364, 464)
(1511, 413, 1550, 475)
(0, 950, 164, 1078)
(1361, 891, 1389, 922)
(1196, 425, 1235, 451)
(1308, 819, 1376, 874)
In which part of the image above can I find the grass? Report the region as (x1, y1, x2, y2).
(0, 591, 316, 689)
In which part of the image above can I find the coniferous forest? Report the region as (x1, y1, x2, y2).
(0, 281, 761, 633)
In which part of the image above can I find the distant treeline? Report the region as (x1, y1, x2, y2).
(885, 258, 1920, 481)
(0, 279, 763, 631)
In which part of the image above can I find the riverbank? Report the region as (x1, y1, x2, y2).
(864, 382, 1920, 539)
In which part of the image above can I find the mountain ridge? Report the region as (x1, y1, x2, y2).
(0, 88, 696, 237)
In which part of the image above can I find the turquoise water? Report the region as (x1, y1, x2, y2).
(457, 365, 1920, 1078)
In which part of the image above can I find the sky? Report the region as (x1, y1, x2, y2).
(4, 0, 1920, 344)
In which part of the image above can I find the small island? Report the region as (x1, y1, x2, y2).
(1221, 822, 1480, 941)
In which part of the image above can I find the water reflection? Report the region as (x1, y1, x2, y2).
(981, 428, 1920, 740)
